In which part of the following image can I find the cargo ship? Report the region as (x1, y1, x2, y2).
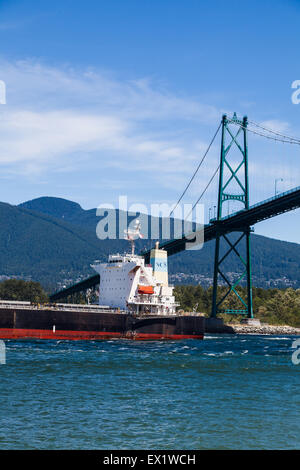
(0, 222, 204, 340)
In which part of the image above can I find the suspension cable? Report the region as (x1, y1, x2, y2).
(248, 119, 300, 143)
(244, 125, 300, 144)
(177, 114, 300, 225)
(227, 118, 300, 145)
(169, 121, 222, 217)
(185, 164, 220, 222)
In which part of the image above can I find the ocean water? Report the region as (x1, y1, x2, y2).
(0, 335, 299, 450)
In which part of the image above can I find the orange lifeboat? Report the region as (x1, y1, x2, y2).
(138, 285, 154, 295)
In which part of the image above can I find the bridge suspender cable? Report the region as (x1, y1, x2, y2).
(169, 121, 222, 217)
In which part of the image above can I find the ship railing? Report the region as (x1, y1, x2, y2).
(0, 300, 31, 305)
(0, 301, 126, 314)
(132, 296, 179, 307)
(135, 295, 161, 304)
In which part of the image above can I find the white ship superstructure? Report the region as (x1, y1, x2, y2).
(91, 222, 178, 315)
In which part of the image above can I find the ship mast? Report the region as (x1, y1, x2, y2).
(124, 219, 143, 255)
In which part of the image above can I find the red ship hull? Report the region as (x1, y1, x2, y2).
(0, 328, 203, 340)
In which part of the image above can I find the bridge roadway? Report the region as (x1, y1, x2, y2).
(142, 185, 300, 261)
(50, 186, 300, 301)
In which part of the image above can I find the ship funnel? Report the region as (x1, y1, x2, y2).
(150, 243, 168, 286)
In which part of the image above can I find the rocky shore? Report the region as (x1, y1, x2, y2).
(204, 317, 300, 335)
(231, 323, 300, 336)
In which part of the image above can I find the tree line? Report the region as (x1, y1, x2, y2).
(0, 279, 299, 327)
(174, 285, 300, 327)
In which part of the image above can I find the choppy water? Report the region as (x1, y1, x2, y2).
(0, 335, 299, 449)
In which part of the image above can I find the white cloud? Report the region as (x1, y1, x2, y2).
(1, 59, 219, 121)
(259, 119, 290, 134)
(0, 110, 127, 162)
(0, 58, 297, 210)
(0, 58, 222, 183)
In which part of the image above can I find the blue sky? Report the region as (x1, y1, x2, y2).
(0, 0, 300, 242)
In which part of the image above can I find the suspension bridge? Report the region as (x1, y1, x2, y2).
(50, 113, 300, 319)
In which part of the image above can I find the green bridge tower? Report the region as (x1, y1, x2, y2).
(211, 113, 253, 318)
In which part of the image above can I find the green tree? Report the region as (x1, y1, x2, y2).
(0, 279, 49, 303)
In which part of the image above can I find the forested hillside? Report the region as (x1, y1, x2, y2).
(0, 196, 297, 292)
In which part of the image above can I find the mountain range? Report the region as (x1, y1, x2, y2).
(0, 196, 298, 293)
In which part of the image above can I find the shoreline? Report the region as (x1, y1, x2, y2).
(203, 317, 300, 335)
(230, 324, 300, 336)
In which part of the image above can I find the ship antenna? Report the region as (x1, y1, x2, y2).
(124, 219, 144, 255)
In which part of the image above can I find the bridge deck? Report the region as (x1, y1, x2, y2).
(142, 186, 300, 261)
